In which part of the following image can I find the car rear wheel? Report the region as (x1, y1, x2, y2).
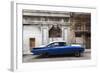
(75, 52, 80, 57)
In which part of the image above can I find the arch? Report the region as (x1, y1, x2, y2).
(49, 25, 62, 38)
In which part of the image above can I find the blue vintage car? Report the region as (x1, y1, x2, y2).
(31, 42, 85, 57)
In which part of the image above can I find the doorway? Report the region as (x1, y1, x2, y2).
(30, 38, 35, 51)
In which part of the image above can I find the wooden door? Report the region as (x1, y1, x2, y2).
(30, 38, 35, 51)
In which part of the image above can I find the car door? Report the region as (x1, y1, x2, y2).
(50, 43, 64, 55)
(46, 42, 59, 55)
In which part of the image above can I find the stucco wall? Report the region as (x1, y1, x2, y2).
(23, 25, 42, 54)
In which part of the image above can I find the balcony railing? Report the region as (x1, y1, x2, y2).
(74, 26, 90, 32)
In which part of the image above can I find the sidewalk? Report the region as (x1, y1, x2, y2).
(85, 49, 91, 53)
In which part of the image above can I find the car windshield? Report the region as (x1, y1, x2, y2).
(46, 42, 59, 47)
(46, 42, 66, 47)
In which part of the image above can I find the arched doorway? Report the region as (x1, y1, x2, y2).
(49, 25, 62, 42)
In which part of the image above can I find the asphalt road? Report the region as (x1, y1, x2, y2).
(23, 51, 91, 63)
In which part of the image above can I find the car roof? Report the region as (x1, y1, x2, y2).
(50, 42, 66, 43)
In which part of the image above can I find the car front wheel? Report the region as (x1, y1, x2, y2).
(42, 52, 49, 57)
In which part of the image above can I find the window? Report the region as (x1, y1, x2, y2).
(75, 33, 82, 37)
(49, 25, 62, 37)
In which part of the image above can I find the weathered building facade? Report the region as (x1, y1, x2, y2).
(70, 13, 91, 49)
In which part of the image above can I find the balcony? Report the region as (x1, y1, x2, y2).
(74, 26, 90, 33)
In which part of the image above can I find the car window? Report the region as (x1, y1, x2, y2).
(59, 42, 66, 46)
(54, 43, 59, 46)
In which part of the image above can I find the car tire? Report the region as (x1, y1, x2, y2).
(80, 53, 84, 57)
(75, 52, 80, 57)
(42, 52, 49, 57)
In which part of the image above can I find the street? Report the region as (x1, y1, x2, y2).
(23, 51, 91, 63)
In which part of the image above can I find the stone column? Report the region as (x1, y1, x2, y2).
(62, 26, 68, 42)
(41, 25, 49, 45)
